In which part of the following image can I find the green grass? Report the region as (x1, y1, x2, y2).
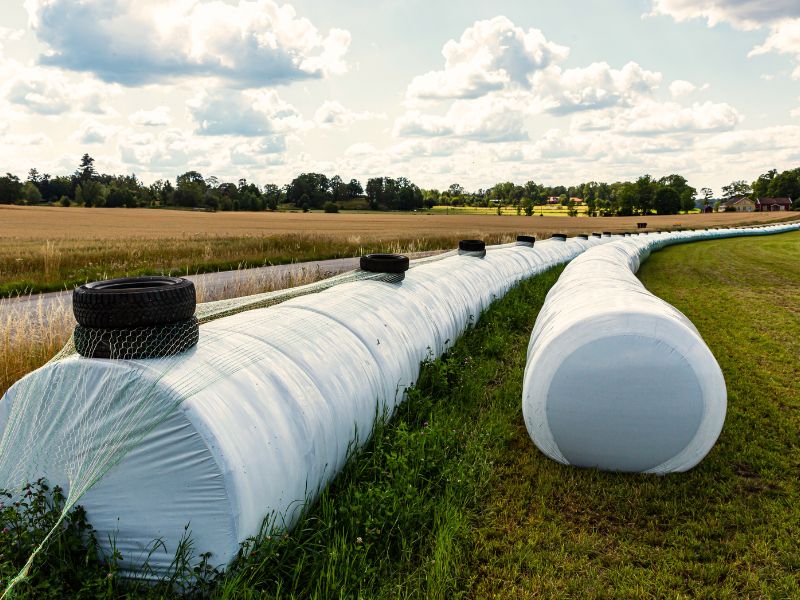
(465, 231, 800, 598)
(3, 232, 798, 598)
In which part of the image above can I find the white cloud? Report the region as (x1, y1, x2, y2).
(1, 132, 51, 146)
(700, 124, 800, 153)
(344, 142, 378, 156)
(119, 128, 216, 170)
(314, 101, 385, 128)
(649, 1, 800, 78)
(622, 100, 741, 134)
(24, 0, 351, 87)
(1, 60, 117, 116)
(229, 138, 287, 165)
(570, 99, 741, 136)
(129, 106, 172, 127)
(669, 79, 697, 96)
(647, 0, 800, 29)
(186, 88, 307, 136)
(535, 61, 662, 114)
(395, 93, 528, 142)
(396, 16, 674, 144)
(72, 120, 120, 144)
(406, 16, 568, 101)
(0, 27, 24, 52)
(749, 19, 800, 78)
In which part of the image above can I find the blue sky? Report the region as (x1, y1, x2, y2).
(1, 0, 799, 193)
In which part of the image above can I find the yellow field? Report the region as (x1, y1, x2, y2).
(2, 205, 795, 240)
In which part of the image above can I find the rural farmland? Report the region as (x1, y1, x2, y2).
(4, 0, 800, 597)
(2, 205, 797, 295)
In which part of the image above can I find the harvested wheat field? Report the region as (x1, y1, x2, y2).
(1, 205, 796, 240)
(2, 205, 797, 296)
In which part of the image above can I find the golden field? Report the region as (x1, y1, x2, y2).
(2, 205, 796, 240)
(1, 205, 797, 296)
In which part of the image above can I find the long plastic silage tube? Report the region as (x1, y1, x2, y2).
(522, 222, 800, 474)
(0, 236, 613, 582)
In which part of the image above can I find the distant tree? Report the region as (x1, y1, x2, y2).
(0, 173, 23, 204)
(287, 173, 330, 208)
(173, 183, 203, 208)
(616, 183, 637, 216)
(751, 169, 777, 198)
(75, 154, 97, 182)
(329, 175, 348, 203)
(22, 181, 43, 204)
(721, 180, 752, 199)
(263, 183, 282, 210)
(765, 168, 800, 200)
(635, 175, 655, 215)
(346, 179, 363, 199)
(654, 186, 681, 215)
(323, 201, 339, 213)
(76, 180, 106, 207)
(106, 185, 134, 208)
(567, 199, 578, 217)
(448, 183, 465, 197)
(176, 171, 205, 189)
(365, 178, 381, 209)
(59, 195, 71, 207)
(523, 196, 534, 216)
(700, 187, 714, 209)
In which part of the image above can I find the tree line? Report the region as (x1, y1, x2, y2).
(0, 154, 797, 214)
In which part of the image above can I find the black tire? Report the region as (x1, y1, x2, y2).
(516, 235, 536, 244)
(577, 234, 589, 240)
(592, 232, 602, 238)
(458, 240, 485, 252)
(551, 233, 567, 241)
(74, 317, 199, 360)
(73, 276, 196, 329)
(360, 253, 410, 274)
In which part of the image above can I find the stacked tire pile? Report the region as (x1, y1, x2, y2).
(72, 276, 199, 360)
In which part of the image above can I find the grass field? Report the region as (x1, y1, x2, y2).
(2, 205, 796, 295)
(3, 231, 798, 598)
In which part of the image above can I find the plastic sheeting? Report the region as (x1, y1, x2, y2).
(523, 222, 800, 474)
(0, 236, 606, 576)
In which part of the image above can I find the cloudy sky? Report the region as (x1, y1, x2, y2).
(1, 0, 799, 193)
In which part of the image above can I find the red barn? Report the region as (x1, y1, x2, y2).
(755, 197, 792, 211)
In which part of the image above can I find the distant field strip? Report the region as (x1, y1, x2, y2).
(1, 206, 796, 296)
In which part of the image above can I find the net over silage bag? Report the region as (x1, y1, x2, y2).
(0, 238, 595, 578)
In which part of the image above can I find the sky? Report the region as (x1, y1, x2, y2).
(1, 0, 799, 194)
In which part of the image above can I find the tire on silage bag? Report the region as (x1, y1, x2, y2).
(73, 276, 196, 329)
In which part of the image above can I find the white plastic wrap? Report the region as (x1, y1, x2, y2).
(0, 237, 602, 576)
(522, 223, 800, 474)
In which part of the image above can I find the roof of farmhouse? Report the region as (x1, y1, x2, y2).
(756, 197, 792, 205)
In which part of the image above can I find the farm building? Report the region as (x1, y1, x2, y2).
(546, 196, 584, 204)
(755, 197, 792, 211)
(720, 197, 755, 212)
